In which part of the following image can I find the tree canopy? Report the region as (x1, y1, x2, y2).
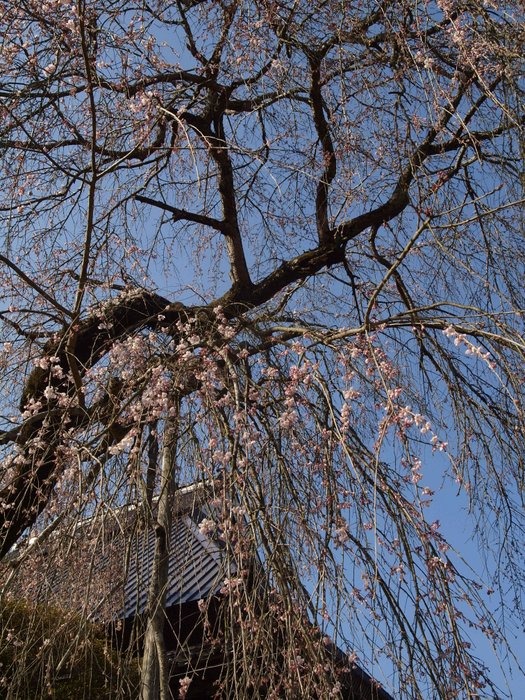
(0, 0, 524, 697)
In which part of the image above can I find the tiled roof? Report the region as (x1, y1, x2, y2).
(3, 481, 228, 621)
(120, 508, 227, 619)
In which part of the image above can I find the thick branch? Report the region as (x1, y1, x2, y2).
(184, 111, 252, 291)
(0, 290, 176, 557)
(135, 194, 226, 232)
(0, 87, 485, 556)
(309, 54, 337, 244)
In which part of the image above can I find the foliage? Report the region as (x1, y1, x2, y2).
(0, 0, 523, 697)
(0, 596, 138, 699)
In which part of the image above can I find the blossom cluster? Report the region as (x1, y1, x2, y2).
(443, 326, 496, 370)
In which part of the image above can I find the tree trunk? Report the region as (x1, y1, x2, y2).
(140, 406, 179, 700)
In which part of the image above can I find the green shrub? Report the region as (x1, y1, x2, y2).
(0, 597, 138, 699)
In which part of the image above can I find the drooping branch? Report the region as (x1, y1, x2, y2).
(0, 254, 72, 318)
(0, 123, 442, 557)
(0, 58, 514, 562)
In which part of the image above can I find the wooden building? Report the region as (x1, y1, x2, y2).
(5, 482, 394, 699)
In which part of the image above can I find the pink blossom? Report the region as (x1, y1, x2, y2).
(178, 675, 192, 699)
